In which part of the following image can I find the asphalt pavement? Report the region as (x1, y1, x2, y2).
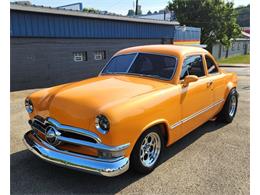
(10, 66, 250, 194)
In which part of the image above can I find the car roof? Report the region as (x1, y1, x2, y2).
(115, 44, 209, 57)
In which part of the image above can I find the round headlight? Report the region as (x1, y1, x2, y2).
(25, 98, 33, 113)
(95, 115, 110, 134)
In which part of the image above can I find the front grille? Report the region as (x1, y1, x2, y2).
(31, 119, 47, 134)
(30, 116, 98, 144)
(59, 131, 97, 143)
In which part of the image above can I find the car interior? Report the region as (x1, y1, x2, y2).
(129, 53, 176, 79)
(180, 55, 205, 80)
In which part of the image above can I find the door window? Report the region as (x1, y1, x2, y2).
(205, 55, 219, 74)
(180, 55, 205, 80)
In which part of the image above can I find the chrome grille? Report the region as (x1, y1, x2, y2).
(30, 116, 98, 144)
(28, 116, 130, 160)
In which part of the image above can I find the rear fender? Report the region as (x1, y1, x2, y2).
(225, 73, 238, 98)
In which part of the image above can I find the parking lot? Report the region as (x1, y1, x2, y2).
(10, 66, 250, 194)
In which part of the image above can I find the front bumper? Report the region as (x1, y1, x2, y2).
(23, 131, 130, 177)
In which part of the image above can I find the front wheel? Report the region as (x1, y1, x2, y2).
(218, 88, 238, 123)
(130, 127, 164, 174)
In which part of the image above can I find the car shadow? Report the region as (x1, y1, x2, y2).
(10, 121, 227, 194)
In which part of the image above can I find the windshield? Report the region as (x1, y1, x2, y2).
(101, 53, 177, 80)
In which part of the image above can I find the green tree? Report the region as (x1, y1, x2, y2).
(168, 0, 241, 54)
(147, 10, 152, 15)
(83, 8, 100, 14)
(219, 2, 241, 57)
(127, 9, 135, 16)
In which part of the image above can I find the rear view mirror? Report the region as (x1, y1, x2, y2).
(183, 75, 199, 87)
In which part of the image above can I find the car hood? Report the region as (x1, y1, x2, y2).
(31, 75, 171, 128)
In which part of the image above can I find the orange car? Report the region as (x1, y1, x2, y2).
(23, 45, 238, 177)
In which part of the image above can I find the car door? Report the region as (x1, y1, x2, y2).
(204, 54, 226, 115)
(177, 55, 215, 137)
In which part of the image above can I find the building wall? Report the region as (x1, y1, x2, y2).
(11, 10, 175, 39)
(10, 7, 201, 91)
(11, 38, 168, 91)
(212, 39, 250, 60)
(174, 26, 201, 44)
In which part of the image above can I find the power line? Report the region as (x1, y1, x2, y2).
(135, 0, 139, 15)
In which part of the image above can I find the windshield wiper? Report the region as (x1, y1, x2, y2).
(102, 72, 164, 80)
(101, 72, 126, 75)
(127, 73, 163, 79)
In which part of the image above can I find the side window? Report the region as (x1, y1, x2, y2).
(205, 55, 218, 74)
(180, 55, 205, 80)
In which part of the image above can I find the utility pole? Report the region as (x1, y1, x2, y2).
(135, 0, 138, 15)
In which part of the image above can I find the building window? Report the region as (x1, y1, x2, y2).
(94, 50, 106, 60)
(237, 42, 240, 50)
(73, 52, 87, 62)
(231, 43, 235, 51)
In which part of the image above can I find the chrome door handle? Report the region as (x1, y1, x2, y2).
(207, 81, 213, 87)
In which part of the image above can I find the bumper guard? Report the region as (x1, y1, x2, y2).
(23, 131, 130, 177)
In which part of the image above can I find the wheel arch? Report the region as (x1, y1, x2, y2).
(225, 82, 237, 99)
(139, 119, 171, 147)
(225, 72, 238, 98)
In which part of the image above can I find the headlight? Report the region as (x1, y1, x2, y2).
(95, 114, 110, 134)
(25, 98, 33, 113)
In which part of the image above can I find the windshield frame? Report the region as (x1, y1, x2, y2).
(99, 52, 178, 81)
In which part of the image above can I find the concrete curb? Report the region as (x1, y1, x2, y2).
(219, 64, 250, 68)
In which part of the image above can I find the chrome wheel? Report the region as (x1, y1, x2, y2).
(139, 132, 161, 168)
(229, 95, 237, 117)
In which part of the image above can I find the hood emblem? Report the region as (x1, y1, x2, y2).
(45, 126, 61, 146)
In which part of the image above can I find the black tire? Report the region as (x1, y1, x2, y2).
(218, 88, 238, 123)
(130, 127, 164, 174)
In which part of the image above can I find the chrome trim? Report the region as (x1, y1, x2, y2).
(139, 132, 161, 168)
(57, 136, 130, 152)
(45, 118, 102, 143)
(170, 121, 182, 129)
(31, 117, 130, 152)
(229, 95, 237, 117)
(25, 98, 33, 113)
(95, 125, 108, 135)
(95, 115, 110, 135)
(23, 131, 129, 177)
(98, 52, 138, 76)
(126, 52, 139, 72)
(170, 99, 225, 129)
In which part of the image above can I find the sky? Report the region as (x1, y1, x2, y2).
(10, 0, 250, 15)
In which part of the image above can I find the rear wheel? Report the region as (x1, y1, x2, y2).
(218, 88, 238, 123)
(130, 127, 164, 174)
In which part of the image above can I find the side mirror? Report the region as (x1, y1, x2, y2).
(183, 75, 199, 87)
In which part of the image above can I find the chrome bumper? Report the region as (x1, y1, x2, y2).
(23, 131, 130, 177)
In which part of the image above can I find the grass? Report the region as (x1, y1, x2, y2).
(218, 54, 250, 64)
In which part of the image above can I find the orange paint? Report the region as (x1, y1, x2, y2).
(27, 45, 237, 158)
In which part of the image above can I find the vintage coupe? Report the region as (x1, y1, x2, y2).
(23, 45, 238, 177)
